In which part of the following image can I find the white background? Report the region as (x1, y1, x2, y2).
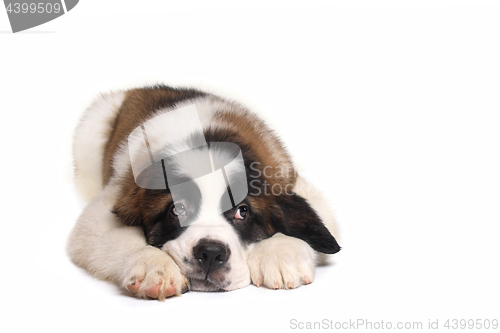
(1, 1, 499, 332)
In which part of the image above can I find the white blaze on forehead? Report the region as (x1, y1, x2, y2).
(194, 171, 228, 220)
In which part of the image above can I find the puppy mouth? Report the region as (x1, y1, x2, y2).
(187, 277, 228, 292)
(185, 267, 231, 292)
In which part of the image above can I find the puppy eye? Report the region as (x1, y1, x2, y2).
(234, 206, 248, 220)
(172, 203, 187, 216)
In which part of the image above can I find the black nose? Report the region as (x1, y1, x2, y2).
(193, 242, 230, 276)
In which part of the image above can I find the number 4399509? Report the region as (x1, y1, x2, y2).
(444, 319, 498, 330)
(6, 2, 62, 14)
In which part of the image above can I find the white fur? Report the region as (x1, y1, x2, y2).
(247, 233, 316, 289)
(73, 91, 125, 202)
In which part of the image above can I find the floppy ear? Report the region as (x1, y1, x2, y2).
(271, 193, 341, 254)
(112, 185, 170, 228)
(112, 186, 145, 226)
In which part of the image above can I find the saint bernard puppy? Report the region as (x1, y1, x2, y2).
(67, 85, 341, 300)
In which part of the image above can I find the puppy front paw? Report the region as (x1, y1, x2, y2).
(123, 246, 188, 300)
(247, 233, 316, 290)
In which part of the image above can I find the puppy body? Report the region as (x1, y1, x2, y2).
(68, 85, 340, 298)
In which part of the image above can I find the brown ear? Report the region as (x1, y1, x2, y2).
(271, 193, 341, 254)
(112, 186, 145, 226)
(112, 185, 171, 227)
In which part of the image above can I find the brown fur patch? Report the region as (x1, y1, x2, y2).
(211, 110, 296, 187)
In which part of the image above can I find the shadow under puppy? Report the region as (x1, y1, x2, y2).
(68, 85, 341, 300)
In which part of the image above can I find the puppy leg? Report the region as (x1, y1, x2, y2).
(247, 233, 316, 290)
(67, 184, 187, 300)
